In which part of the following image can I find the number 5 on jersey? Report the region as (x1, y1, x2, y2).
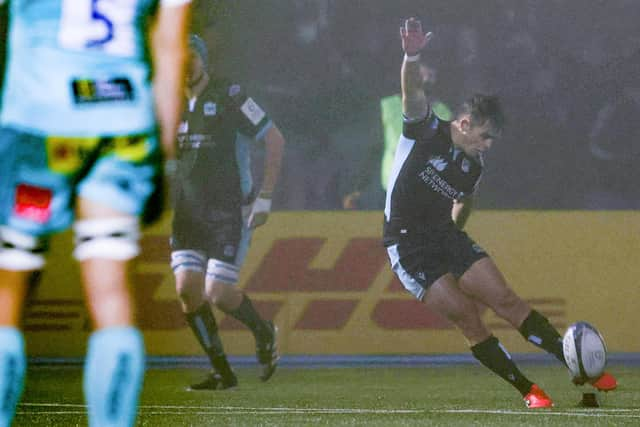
(58, 0, 137, 57)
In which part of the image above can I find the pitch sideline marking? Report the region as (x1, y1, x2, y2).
(17, 402, 640, 418)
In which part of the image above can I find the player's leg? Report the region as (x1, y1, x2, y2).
(388, 241, 551, 407)
(460, 257, 618, 391)
(424, 274, 545, 399)
(0, 269, 30, 427)
(0, 130, 50, 426)
(74, 198, 144, 427)
(207, 278, 278, 382)
(74, 134, 163, 426)
(171, 250, 235, 390)
(211, 225, 278, 382)
(458, 257, 565, 363)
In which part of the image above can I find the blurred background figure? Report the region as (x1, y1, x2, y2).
(343, 59, 452, 210)
(170, 34, 285, 391)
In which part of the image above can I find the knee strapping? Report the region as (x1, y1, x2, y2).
(171, 250, 207, 274)
(206, 259, 239, 285)
(73, 217, 140, 261)
(0, 226, 47, 271)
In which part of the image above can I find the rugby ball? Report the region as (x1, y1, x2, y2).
(562, 321, 607, 380)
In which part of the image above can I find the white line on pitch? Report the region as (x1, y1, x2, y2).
(18, 403, 640, 418)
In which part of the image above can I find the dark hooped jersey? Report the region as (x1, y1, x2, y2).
(174, 78, 272, 219)
(383, 111, 483, 245)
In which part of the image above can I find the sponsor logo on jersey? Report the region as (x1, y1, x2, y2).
(203, 102, 217, 116)
(240, 98, 266, 125)
(419, 156, 462, 200)
(429, 156, 448, 171)
(71, 78, 134, 104)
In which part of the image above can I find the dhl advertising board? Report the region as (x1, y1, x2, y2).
(25, 211, 640, 356)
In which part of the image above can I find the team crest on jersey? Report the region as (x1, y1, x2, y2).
(461, 158, 471, 173)
(429, 156, 448, 172)
(203, 102, 217, 116)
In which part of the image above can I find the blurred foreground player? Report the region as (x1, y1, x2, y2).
(0, 0, 190, 426)
(383, 17, 616, 408)
(170, 35, 284, 390)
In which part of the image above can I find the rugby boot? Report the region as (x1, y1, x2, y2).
(523, 384, 554, 408)
(188, 370, 237, 391)
(256, 321, 279, 382)
(590, 372, 617, 391)
(573, 371, 617, 391)
(188, 371, 219, 391)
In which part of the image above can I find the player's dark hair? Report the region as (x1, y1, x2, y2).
(459, 94, 505, 132)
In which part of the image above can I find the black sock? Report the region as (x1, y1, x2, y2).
(471, 335, 533, 396)
(186, 303, 229, 372)
(518, 310, 565, 364)
(225, 295, 271, 342)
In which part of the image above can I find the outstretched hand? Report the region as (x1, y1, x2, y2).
(400, 17, 433, 55)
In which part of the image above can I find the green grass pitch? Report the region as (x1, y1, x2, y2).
(15, 363, 640, 426)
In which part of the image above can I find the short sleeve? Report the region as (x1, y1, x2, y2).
(402, 109, 439, 141)
(227, 84, 272, 140)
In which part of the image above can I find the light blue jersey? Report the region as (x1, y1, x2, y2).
(1, 0, 158, 137)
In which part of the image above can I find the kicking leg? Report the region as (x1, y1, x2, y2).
(424, 273, 551, 407)
(459, 257, 564, 363)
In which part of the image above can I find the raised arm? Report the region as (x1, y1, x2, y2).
(400, 18, 433, 120)
(149, 1, 191, 160)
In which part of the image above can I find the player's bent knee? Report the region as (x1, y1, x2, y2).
(73, 217, 140, 261)
(175, 279, 203, 306)
(0, 226, 47, 271)
(205, 280, 240, 306)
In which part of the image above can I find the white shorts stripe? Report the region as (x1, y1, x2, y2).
(387, 244, 425, 301)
